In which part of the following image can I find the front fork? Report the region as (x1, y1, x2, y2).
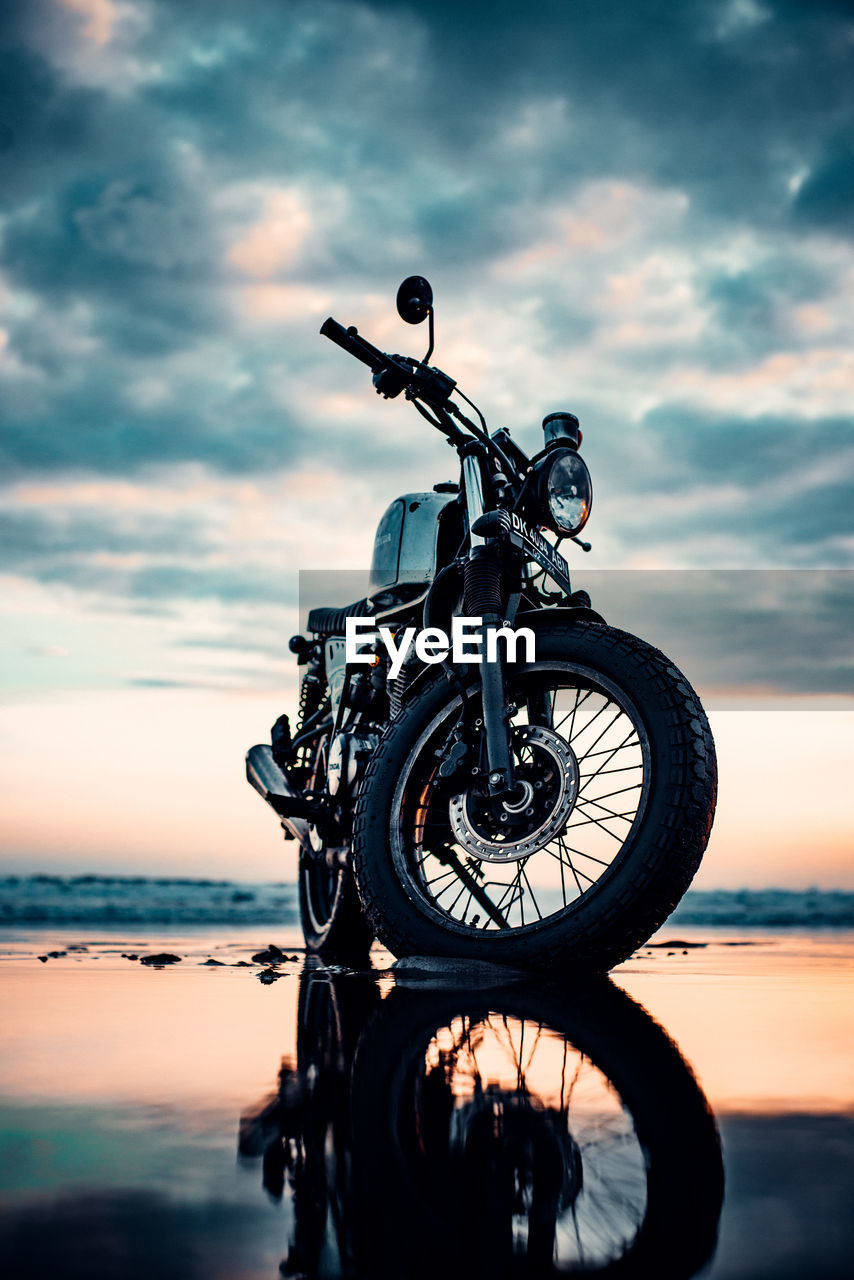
(461, 453, 516, 798)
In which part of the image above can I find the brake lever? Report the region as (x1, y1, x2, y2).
(373, 355, 457, 405)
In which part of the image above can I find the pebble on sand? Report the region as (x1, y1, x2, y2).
(251, 944, 286, 964)
(139, 953, 182, 966)
(647, 939, 708, 948)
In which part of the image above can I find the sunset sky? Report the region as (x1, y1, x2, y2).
(1, 0, 852, 886)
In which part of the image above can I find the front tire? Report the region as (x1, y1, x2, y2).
(353, 621, 716, 972)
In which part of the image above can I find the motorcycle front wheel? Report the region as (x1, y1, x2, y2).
(353, 620, 716, 971)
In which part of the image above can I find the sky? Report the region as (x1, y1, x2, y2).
(0, 0, 852, 885)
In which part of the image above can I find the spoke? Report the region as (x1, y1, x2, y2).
(578, 763, 641, 779)
(521, 1024, 543, 1080)
(494, 872, 525, 917)
(554, 687, 592, 736)
(577, 791, 640, 821)
(567, 807, 636, 838)
(574, 707, 624, 758)
(578, 727, 642, 783)
(558, 839, 613, 869)
(494, 1013, 522, 1070)
(520, 865, 543, 920)
(555, 838, 599, 885)
(459, 886, 478, 926)
(446, 879, 469, 915)
(517, 1019, 525, 1088)
(580, 733, 640, 761)
(560, 694, 610, 742)
(549, 839, 586, 894)
(577, 780, 643, 805)
(564, 1052, 585, 1108)
(570, 806, 636, 828)
(421, 866, 458, 888)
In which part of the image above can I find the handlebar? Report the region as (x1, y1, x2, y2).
(319, 318, 388, 374)
(320, 316, 457, 407)
(319, 317, 525, 483)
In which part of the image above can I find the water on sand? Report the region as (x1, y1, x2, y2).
(1, 928, 852, 1279)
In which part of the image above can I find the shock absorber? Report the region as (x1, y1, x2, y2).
(463, 546, 503, 622)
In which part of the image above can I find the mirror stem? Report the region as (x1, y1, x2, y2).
(423, 308, 434, 364)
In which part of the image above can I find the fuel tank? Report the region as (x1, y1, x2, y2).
(368, 491, 458, 606)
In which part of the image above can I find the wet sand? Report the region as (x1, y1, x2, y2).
(1, 927, 852, 1278)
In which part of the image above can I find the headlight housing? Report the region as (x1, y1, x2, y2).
(537, 448, 593, 537)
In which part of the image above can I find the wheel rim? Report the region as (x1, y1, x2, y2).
(390, 662, 651, 936)
(301, 858, 344, 934)
(302, 733, 345, 938)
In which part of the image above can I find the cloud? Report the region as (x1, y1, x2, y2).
(583, 569, 854, 701)
(1, 0, 852, 702)
(227, 188, 312, 279)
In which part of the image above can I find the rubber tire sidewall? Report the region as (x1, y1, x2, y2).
(353, 621, 716, 972)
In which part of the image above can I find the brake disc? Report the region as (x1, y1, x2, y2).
(449, 724, 579, 863)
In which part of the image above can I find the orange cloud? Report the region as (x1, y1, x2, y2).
(228, 191, 311, 279)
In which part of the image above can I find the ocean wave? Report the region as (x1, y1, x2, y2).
(1, 877, 853, 928)
(0, 875, 298, 925)
(669, 888, 854, 928)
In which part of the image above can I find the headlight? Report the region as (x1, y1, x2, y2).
(539, 449, 593, 536)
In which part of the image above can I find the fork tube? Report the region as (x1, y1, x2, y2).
(462, 453, 485, 546)
(462, 452, 515, 795)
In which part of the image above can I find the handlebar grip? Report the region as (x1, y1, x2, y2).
(319, 317, 387, 374)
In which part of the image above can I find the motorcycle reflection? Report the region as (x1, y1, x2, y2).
(239, 966, 723, 1279)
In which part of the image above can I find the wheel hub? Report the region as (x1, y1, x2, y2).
(449, 724, 579, 863)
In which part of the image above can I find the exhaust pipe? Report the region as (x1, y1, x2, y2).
(245, 744, 321, 845)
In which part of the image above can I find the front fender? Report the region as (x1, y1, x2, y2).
(515, 603, 606, 632)
(395, 605, 606, 714)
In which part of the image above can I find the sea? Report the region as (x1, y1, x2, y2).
(1, 875, 853, 928)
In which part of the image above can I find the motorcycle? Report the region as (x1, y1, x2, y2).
(239, 964, 724, 1279)
(246, 276, 716, 969)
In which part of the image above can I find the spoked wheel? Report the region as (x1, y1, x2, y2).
(433, 666, 649, 928)
(349, 980, 724, 1279)
(353, 621, 716, 971)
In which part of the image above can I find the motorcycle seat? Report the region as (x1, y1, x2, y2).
(307, 597, 373, 636)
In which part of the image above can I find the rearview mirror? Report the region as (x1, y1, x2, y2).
(396, 276, 433, 325)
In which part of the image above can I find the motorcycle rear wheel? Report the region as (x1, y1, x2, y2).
(298, 851, 373, 964)
(352, 620, 716, 972)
